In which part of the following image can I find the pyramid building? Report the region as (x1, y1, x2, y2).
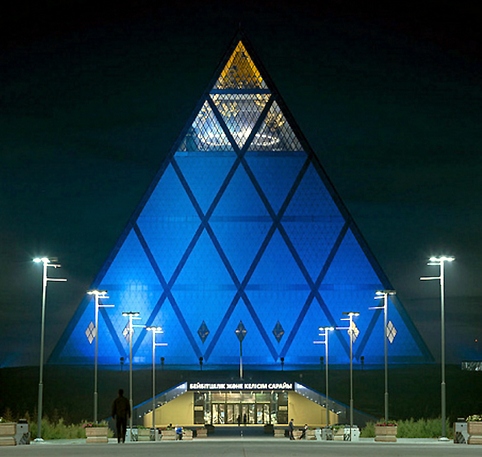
(50, 34, 432, 369)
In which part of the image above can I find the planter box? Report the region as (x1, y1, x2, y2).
(375, 425, 398, 442)
(274, 428, 286, 438)
(85, 426, 108, 444)
(0, 423, 16, 446)
(161, 429, 177, 441)
(333, 428, 344, 441)
(468, 422, 482, 445)
(195, 428, 207, 438)
(137, 429, 151, 441)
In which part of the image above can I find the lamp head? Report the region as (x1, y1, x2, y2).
(375, 289, 396, 296)
(429, 256, 455, 263)
(146, 326, 163, 332)
(34, 257, 50, 264)
(87, 289, 108, 297)
(122, 311, 140, 317)
(318, 326, 334, 332)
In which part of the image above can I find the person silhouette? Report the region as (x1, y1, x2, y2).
(288, 418, 295, 440)
(111, 388, 130, 443)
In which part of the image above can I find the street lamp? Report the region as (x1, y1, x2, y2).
(421, 255, 454, 440)
(372, 290, 396, 423)
(339, 311, 360, 441)
(122, 311, 141, 437)
(314, 326, 334, 426)
(87, 290, 113, 423)
(33, 257, 67, 442)
(146, 326, 167, 433)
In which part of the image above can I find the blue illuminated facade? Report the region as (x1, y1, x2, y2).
(50, 36, 432, 368)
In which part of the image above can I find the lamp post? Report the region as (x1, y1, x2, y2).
(314, 326, 334, 426)
(146, 326, 167, 433)
(122, 311, 141, 437)
(372, 290, 396, 423)
(235, 321, 247, 379)
(33, 257, 67, 441)
(87, 290, 113, 423)
(421, 255, 454, 440)
(339, 311, 359, 441)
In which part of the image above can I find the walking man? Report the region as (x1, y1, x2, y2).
(288, 418, 295, 440)
(112, 388, 131, 443)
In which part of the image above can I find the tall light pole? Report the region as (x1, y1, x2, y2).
(372, 290, 396, 423)
(235, 321, 247, 379)
(146, 326, 167, 433)
(33, 257, 67, 441)
(421, 255, 454, 440)
(314, 326, 334, 426)
(87, 290, 113, 423)
(122, 311, 141, 438)
(339, 311, 359, 441)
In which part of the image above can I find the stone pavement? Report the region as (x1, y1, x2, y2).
(2, 437, 481, 457)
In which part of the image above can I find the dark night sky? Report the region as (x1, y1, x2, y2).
(1, 0, 481, 367)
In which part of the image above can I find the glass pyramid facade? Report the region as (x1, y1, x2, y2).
(50, 37, 432, 368)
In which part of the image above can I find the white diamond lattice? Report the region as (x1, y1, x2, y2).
(386, 320, 397, 344)
(85, 322, 95, 344)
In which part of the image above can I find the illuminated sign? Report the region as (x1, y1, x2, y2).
(188, 382, 294, 391)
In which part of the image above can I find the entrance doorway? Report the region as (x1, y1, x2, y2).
(194, 391, 288, 425)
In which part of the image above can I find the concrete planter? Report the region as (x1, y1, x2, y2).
(374, 425, 398, 442)
(161, 429, 177, 440)
(137, 428, 151, 441)
(85, 426, 108, 443)
(468, 422, 482, 445)
(0, 423, 16, 446)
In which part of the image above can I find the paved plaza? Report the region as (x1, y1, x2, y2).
(1, 437, 480, 457)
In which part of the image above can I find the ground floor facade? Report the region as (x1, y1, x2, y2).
(141, 381, 340, 428)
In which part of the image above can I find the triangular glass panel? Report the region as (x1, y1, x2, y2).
(206, 298, 274, 364)
(175, 153, 237, 214)
(211, 93, 270, 149)
(172, 288, 235, 348)
(209, 218, 272, 283)
(247, 101, 303, 152)
(178, 101, 234, 152)
(211, 162, 270, 219)
(137, 164, 201, 281)
(245, 153, 306, 215)
(214, 41, 267, 90)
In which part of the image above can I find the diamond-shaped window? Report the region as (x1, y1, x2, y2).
(272, 321, 285, 343)
(235, 320, 247, 342)
(198, 320, 210, 344)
